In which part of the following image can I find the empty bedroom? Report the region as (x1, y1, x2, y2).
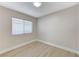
(0, 2, 79, 57)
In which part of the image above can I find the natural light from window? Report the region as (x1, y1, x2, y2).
(12, 18, 32, 35)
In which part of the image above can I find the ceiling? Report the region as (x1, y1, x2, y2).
(0, 2, 78, 18)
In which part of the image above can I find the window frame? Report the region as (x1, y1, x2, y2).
(12, 17, 32, 35)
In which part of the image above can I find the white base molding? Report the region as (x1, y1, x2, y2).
(0, 40, 36, 55)
(37, 40, 79, 55)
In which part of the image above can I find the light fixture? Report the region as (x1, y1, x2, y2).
(33, 2, 42, 7)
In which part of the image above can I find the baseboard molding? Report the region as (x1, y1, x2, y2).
(0, 40, 36, 55)
(37, 40, 79, 55)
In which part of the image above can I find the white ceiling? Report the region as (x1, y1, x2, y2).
(0, 2, 78, 18)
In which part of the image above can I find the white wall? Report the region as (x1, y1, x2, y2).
(77, 4, 79, 51)
(0, 6, 37, 51)
(37, 5, 78, 51)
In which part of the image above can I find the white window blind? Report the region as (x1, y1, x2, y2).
(12, 18, 32, 35)
(24, 21, 32, 33)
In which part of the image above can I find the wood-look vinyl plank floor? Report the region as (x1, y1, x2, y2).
(0, 41, 78, 57)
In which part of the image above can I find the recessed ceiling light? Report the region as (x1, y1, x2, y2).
(33, 2, 42, 7)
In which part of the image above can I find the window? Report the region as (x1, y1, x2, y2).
(24, 21, 32, 33)
(12, 18, 32, 35)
